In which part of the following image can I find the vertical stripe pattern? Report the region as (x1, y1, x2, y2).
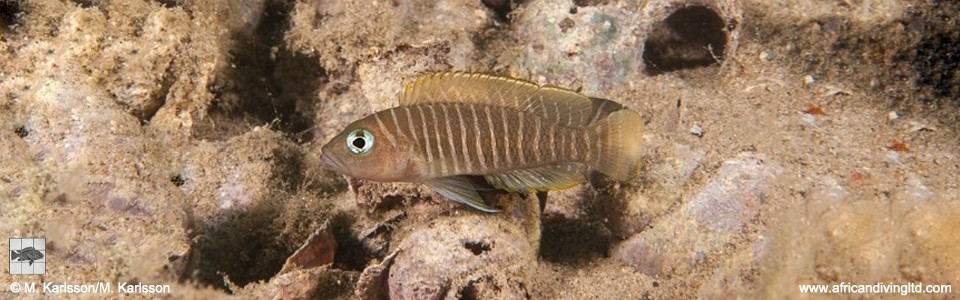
(375, 103, 594, 177)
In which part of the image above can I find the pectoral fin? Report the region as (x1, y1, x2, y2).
(425, 176, 501, 212)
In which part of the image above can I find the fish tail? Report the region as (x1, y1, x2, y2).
(588, 109, 644, 180)
(11, 250, 19, 260)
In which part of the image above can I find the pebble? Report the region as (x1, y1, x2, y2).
(690, 123, 704, 137)
(887, 111, 898, 121)
(759, 50, 774, 62)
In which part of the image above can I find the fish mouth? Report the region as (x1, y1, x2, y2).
(320, 150, 344, 172)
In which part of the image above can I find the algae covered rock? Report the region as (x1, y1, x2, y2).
(381, 194, 540, 300)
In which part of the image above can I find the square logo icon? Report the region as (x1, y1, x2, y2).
(10, 238, 45, 275)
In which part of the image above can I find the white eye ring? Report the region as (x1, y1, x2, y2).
(346, 128, 374, 155)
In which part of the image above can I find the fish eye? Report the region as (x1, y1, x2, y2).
(346, 128, 374, 155)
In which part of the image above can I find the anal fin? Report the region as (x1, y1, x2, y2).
(483, 163, 586, 193)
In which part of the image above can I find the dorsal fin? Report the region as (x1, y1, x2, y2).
(397, 72, 595, 127)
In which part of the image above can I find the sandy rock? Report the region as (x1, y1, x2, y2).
(286, 0, 491, 74)
(515, 1, 642, 93)
(103, 8, 191, 120)
(515, 0, 741, 93)
(759, 177, 960, 298)
(237, 266, 356, 300)
(357, 211, 409, 259)
(615, 152, 781, 276)
(0, 130, 47, 223)
(355, 249, 401, 300)
(296, 0, 492, 146)
(686, 154, 781, 234)
(698, 235, 768, 298)
(23, 80, 147, 177)
(358, 41, 460, 113)
(178, 127, 302, 228)
(8, 1, 262, 136)
(598, 141, 704, 238)
(347, 178, 429, 212)
(387, 194, 540, 300)
(3, 77, 191, 284)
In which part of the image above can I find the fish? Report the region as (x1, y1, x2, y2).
(320, 72, 644, 212)
(11, 247, 44, 265)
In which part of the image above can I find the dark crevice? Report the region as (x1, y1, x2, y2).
(330, 212, 369, 271)
(460, 281, 480, 300)
(261, 0, 317, 140)
(194, 0, 318, 142)
(1, 0, 21, 29)
(481, 0, 514, 22)
(195, 201, 288, 289)
(271, 51, 325, 143)
(574, 0, 610, 6)
(463, 240, 492, 255)
(14, 126, 28, 138)
(458, 276, 494, 300)
(170, 174, 185, 187)
(643, 6, 727, 75)
(914, 32, 960, 98)
(156, 0, 180, 8)
(71, 0, 96, 9)
(539, 214, 612, 265)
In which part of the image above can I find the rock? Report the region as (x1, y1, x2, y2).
(103, 8, 191, 121)
(358, 212, 409, 258)
(515, 1, 643, 93)
(515, 0, 741, 93)
(355, 249, 401, 300)
(598, 142, 703, 238)
(286, 0, 491, 74)
(279, 221, 337, 274)
(759, 176, 960, 299)
(387, 194, 540, 300)
(686, 154, 780, 234)
(699, 235, 768, 298)
(178, 127, 303, 228)
(358, 41, 460, 113)
(8, 77, 191, 284)
(348, 178, 428, 212)
(759, 50, 775, 62)
(237, 266, 357, 300)
(614, 152, 781, 276)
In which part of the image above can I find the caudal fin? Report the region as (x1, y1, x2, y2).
(588, 109, 644, 180)
(11, 250, 18, 260)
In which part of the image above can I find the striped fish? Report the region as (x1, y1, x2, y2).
(320, 72, 643, 212)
